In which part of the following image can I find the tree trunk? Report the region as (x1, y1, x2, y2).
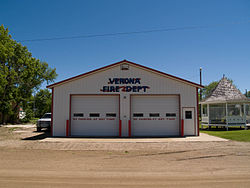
(0, 112, 2, 125)
(1, 112, 5, 124)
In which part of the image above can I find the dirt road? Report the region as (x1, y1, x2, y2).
(0, 125, 250, 188)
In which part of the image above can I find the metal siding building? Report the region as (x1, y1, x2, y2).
(47, 60, 203, 137)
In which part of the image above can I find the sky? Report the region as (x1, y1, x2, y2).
(1, 0, 250, 93)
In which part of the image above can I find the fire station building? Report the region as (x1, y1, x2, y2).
(47, 60, 203, 137)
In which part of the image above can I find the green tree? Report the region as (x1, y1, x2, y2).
(202, 81, 218, 99)
(21, 95, 35, 122)
(0, 25, 57, 124)
(34, 89, 52, 118)
(246, 91, 250, 98)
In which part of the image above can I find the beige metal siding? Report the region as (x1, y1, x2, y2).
(52, 64, 197, 136)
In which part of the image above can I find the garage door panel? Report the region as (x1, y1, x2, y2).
(131, 95, 179, 136)
(132, 121, 178, 136)
(71, 121, 118, 136)
(72, 97, 117, 113)
(71, 95, 119, 136)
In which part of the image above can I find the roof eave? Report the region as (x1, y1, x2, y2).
(200, 99, 250, 104)
(47, 60, 203, 89)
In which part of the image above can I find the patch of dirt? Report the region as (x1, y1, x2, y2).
(0, 125, 250, 187)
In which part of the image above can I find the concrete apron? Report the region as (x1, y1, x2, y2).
(40, 133, 228, 143)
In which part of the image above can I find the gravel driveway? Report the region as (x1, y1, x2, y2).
(0, 124, 250, 188)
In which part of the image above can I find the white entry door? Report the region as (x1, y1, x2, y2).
(183, 107, 196, 136)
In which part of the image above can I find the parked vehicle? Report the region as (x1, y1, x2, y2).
(36, 113, 51, 132)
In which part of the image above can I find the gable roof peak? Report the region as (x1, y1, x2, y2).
(47, 59, 203, 89)
(201, 77, 248, 103)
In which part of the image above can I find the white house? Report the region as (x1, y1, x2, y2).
(47, 60, 203, 137)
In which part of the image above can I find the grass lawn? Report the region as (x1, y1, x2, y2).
(201, 129, 250, 142)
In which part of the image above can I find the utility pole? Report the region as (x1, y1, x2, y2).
(200, 67, 202, 101)
(199, 67, 203, 123)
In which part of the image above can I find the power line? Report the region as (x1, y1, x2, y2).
(18, 20, 250, 42)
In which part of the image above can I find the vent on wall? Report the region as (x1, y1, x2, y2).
(121, 63, 129, 70)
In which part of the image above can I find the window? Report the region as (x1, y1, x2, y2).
(228, 104, 242, 116)
(210, 104, 226, 121)
(246, 104, 250, 116)
(73, 113, 84, 117)
(133, 113, 143, 117)
(89, 113, 100, 117)
(121, 63, 129, 70)
(202, 104, 208, 117)
(42, 113, 51, 118)
(166, 113, 176, 117)
(106, 113, 116, 117)
(149, 113, 160, 117)
(185, 111, 192, 119)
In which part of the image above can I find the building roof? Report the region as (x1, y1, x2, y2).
(47, 60, 203, 89)
(200, 77, 250, 104)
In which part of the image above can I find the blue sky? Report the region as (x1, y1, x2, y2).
(1, 0, 250, 92)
